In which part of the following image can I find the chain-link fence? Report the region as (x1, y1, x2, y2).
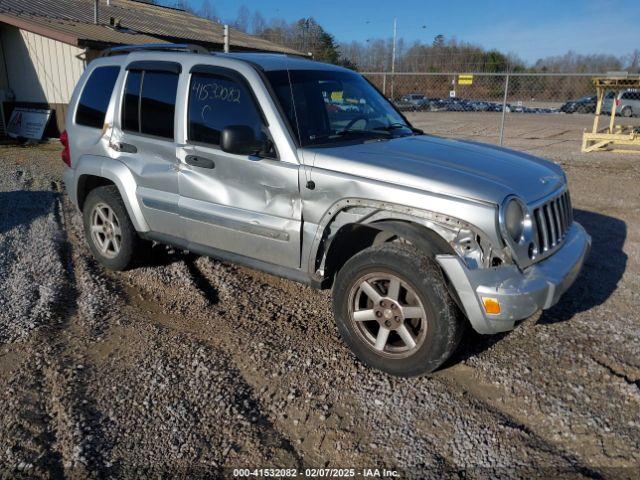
(363, 72, 614, 147)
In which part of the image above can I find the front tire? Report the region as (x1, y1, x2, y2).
(332, 243, 464, 377)
(83, 185, 140, 271)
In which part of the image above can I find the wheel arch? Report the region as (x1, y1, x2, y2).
(77, 175, 115, 210)
(310, 200, 464, 288)
(75, 156, 150, 232)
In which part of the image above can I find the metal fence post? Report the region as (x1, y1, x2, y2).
(382, 74, 387, 96)
(499, 74, 510, 146)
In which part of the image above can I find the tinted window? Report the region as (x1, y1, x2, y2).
(121, 69, 178, 139)
(140, 71, 178, 138)
(265, 69, 410, 147)
(122, 70, 142, 132)
(188, 73, 263, 146)
(75, 66, 120, 128)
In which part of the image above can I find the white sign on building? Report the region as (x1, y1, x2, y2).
(6, 107, 52, 140)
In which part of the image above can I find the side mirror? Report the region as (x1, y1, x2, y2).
(221, 125, 265, 156)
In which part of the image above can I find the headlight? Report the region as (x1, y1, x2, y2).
(504, 198, 525, 242)
(500, 196, 537, 265)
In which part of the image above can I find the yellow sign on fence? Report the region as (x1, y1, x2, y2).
(458, 74, 473, 85)
(331, 91, 343, 102)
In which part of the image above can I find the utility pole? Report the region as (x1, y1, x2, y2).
(223, 24, 229, 53)
(390, 17, 397, 100)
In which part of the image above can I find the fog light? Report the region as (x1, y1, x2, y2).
(482, 297, 501, 315)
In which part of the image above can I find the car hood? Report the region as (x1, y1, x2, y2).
(306, 135, 565, 205)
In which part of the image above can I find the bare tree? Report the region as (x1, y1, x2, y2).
(232, 5, 251, 33)
(251, 11, 267, 35)
(199, 0, 219, 22)
(626, 49, 639, 73)
(533, 51, 623, 73)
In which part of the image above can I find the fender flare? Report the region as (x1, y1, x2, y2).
(75, 155, 150, 232)
(368, 220, 455, 257)
(307, 198, 471, 276)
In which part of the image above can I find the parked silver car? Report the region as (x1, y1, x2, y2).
(602, 89, 640, 117)
(62, 45, 591, 376)
(401, 93, 429, 109)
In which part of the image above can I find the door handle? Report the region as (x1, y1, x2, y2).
(110, 142, 137, 154)
(185, 155, 215, 169)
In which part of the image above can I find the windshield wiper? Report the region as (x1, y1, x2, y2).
(379, 123, 408, 130)
(372, 123, 423, 135)
(334, 128, 392, 137)
(308, 128, 393, 145)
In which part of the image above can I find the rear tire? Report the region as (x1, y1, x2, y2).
(621, 106, 633, 118)
(83, 185, 140, 271)
(332, 243, 464, 377)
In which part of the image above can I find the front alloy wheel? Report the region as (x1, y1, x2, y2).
(349, 273, 427, 358)
(333, 243, 464, 377)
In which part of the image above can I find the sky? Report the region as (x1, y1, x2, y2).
(189, 0, 640, 63)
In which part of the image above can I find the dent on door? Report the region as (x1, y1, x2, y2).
(108, 128, 183, 237)
(178, 146, 302, 269)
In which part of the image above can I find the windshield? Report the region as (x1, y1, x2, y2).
(264, 69, 413, 147)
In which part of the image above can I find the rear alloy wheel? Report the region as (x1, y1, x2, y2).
(621, 106, 633, 118)
(333, 243, 464, 377)
(83, 185, 140, 270)
(90, 203, 122, 259)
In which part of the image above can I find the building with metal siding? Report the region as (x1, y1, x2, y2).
(0, 0, 298, 137)
(0, 26, 86, 134)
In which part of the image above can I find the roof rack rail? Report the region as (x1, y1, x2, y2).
(99, 43, 210, 57)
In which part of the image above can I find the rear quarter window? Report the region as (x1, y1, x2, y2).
(75, 66, 120, 128)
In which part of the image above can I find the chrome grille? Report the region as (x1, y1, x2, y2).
(533, 190, 573, 254)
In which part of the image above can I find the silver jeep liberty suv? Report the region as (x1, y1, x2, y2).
(62, 44, 591, 377)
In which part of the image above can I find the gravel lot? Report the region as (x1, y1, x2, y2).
(0, 113, 639, 478)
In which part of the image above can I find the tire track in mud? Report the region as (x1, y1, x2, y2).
(119, 252, 608, 476)
(15, 189, 616, 477)
(0, 176, 68, 477)
(43, 193, 118, 476)
(114, 256, 308, 470)
(47, 198, 306, 473)
(214, 262, 621, 477)
(432, 367, 605, 479)
(0, 175, 119, 477)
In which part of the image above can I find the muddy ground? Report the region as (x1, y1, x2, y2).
(0, 112, 639, 479)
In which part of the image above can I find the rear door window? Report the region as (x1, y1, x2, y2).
(140, 71, 178, 138)
(122, 66, 179, 140)
(75, 66, 120, 128)
(122, 70, 142, 132)
(188, 71, 264, 146)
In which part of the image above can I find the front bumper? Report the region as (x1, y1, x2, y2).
(436, 222, 591, 334)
